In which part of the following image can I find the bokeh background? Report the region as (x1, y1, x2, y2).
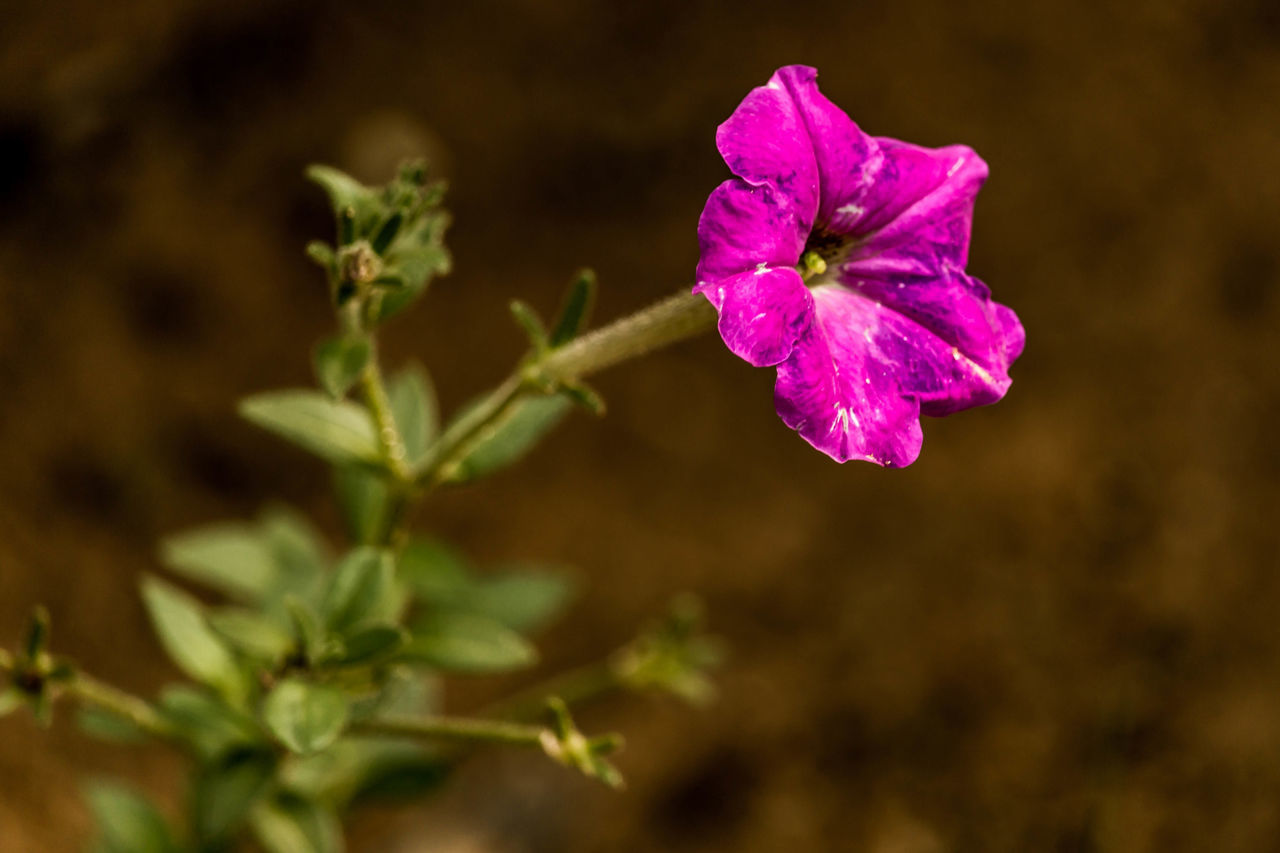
(2, 0, 1279, 850)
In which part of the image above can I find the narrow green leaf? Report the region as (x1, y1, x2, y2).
(333, 465, 390, 546)
(387, 362, 439, 466)
(509, 300, 549, 352)
(263, 679, 349, 754)
(158, 524, 278, 603)
(208, 608, 293, 662)
(468, 568, 576, 633)
(24, 605, 50, 659)
(140, 576, 242, 700)
(323, 548, 396, 633)
(313, 335, 371, 400)
(560, 380, 606, 416)
(85, 780, 179, 853)
(550, 268, 597, 346)
(251, 792, 343, 853)
(449, 395, 572, 483)
(239, 390, 382, 467)
(400, 612, 537, 674)
(191, 747, 277, 844)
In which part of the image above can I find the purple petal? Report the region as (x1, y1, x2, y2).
(772, 66, 883, 229)
(715, 68, 820, 230)
(849, 140, 988, 267)
(697, 266, 812, 367)
(774, 285, 1018, 466)
(835, 266, 1024, 391)
(696, 178, 807, 282)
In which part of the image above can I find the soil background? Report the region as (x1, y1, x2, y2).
(2, 1, 1279, 850)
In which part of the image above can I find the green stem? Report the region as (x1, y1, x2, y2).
(359, 341, 412, 485)
(416, 372, 529, 487)
(416, 289, 715, 488)
(351, 712, 547, 747)
(537, 290, 717, 382)
(64, 673, 175, 739)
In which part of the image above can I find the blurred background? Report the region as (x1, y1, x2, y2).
(2, 0, 1278, 849)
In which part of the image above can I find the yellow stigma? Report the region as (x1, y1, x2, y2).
(801, 251, 828, 280)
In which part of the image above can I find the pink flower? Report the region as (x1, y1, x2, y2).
(695, 66, 1024, 466)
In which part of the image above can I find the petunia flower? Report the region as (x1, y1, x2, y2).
(695, 65, 1024, 467)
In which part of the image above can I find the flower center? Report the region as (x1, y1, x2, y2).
(799, 227, 855, 284)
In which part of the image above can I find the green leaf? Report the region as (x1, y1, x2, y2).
(140, 576, 243, 701)
(333, 465, 391, 546)
(448, 395, 572, 483)
(85, 780, 179, 853)
(468, 568, 576, 633)
(509, 300, 549, 352)
(208, 608, 293, 662)
(263, 679, 349, 754)
(396, 538, 470, 602)
(24, 605, 49, 659)
(333, 623, 408, 666)
(387, 362, 438, 467)
(159, 686, 262, 761)
(306, 165, 382, 243)
(401, 612, 537, 674)
(260, 505, 331, 598)
(286, 596, 326, 665)
(350, 753, 451, 805)
(239, 390, 382, 467)
(313, 335, 371, 400)
(159, 524, 278, 603)
(251, 792, 343, 853)
(191, 747, 277, 844)
(323, 548, 397, 633)
(550, 268, 597, 347)
(78, 707, 147, 744)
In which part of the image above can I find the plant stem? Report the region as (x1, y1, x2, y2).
(359, 340, 412, 485)
(416, 371, 528, 487)
(538, 290, 717, 381)
(416, 289, 716, 488)
(351, 712, 547, 747)
(65, 673, 175, 739)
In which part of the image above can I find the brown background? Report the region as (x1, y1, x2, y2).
(2, 0, 1279, 850)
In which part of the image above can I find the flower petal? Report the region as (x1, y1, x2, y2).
(697, 266, 812, 367)
(835, 265, 1024, 389)
(772, 66, 883, 228)
(774, 285, 1017, 466)
(715, 68, 820, 230)
(849, 140, 988, 268)
(695, 178, 808, 282)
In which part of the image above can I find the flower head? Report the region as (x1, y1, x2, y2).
(695, 66, 1024, 467)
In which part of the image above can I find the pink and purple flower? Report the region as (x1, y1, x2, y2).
(695, 65, 1024, 467)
